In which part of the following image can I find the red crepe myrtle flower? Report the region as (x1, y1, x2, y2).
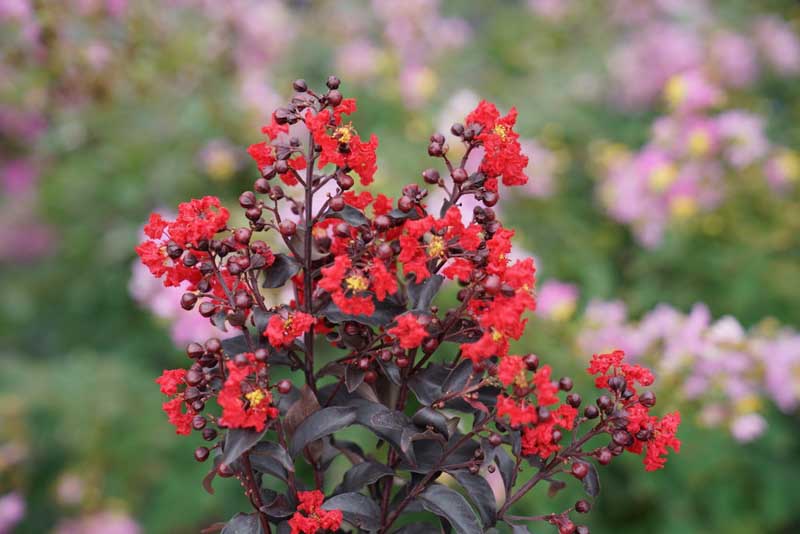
(266, 311, 315, 348)
(465, 100, 529, 187)
(318, 255, 398, 316)
(217, 353, 279, 432)
(387, 313, 428, 349)
(589, 350, 680, 470)
(156, 368, 187, 396)
(497, 355, 526, 387)
(521, 404, 578, 458)
(305, 100, 378, 185)
(162, 397, 194, 436)
(135, 197, 229, 288)
(155, 369, 194, 435)
(496, 395, 538, 427)
(288, 490, 343, 534)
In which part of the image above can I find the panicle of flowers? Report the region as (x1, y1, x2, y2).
(138, 76, 679, 533)
(579, 299, 800, 442)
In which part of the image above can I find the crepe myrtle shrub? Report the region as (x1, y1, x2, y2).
(139, 76, 681, 534)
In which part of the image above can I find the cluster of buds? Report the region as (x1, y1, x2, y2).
(139, 76, 679, 534)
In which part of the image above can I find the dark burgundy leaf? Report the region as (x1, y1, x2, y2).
(321, 492, 381, 532)
(494, 447, 516, 492)
(345, 365, 365, 393)
(408, 274, 444, 311)
(283, 385, 320, 437)
(260, 491, 295, 519)
(221, 335, 249, 357)
(212, 311, 229, 331)
(412, 407, 458, 438)
(221, 428, 267, 467)
(320, 298, 405, 328)
(407, 364, 448, 405)
(262, 253, 300, 288)
(451, 471, 497, 527)
(548, 479, 567, 498)
(289, 406, 358, 457)
(322, 204, 369, 227)
(336, 461, 393, 494)
(391, 522, 442, 533)
(582, 462, 601, 497)
(251, 442, 294, 474)
(252, 308, 274, 334)
(221, 513, 262, 534)
(419, 485, 482, 534)
(442, 359, 474, 395)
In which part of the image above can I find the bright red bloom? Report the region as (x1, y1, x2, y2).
(496, 395, 537, 427)
(387, 313, 428, 349)
(156, 369, 186, 396)
(288, 490, 343, 534)
(266, 311, 315, 348)
(533, 365, 559, 406)
(343, 190, 373, 209)
(643, 412, 681, 471)
(247, 141, 275, 169)
(497, 355, 526, 387)
(520, 404, 577, 458)
(162, 397, 193, 436)
(304, 102, 379, 186)
(465, 100, 528, 187)
(319, 255, 398, 316)
(156, 370, 195, 436)
(144, 213, 169, 239)
(373, 194, 393, 216)
(217, 353, 279, 432)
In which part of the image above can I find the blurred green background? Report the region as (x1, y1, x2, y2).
(2, 1, 800, 533)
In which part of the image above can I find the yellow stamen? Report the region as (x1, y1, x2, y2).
(648, 164, 678, 193)
(335, 123, 356, 144)
(345, 274, 369, 292)
(245, 389, 267, 407)
(493, 124, 508, 141)
(688, 131, 711, 157)
(664, 75, 686, 108)
(491, 329, 504, 342)
(428, 235, 446, 257)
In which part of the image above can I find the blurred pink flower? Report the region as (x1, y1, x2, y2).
(55, 511, 140, 534)
(0, 493, 24, 534)
(520, 139, 559, 198)
(535, 280, 579, 321)
(608, 22, 703, 109)
(709, 30, 759, 88)
(716, 110, 770, 168)
(335, 39, 381, 81)
(755, 16, 800, 76)
(528, 0, 571, 22)
(730, 413, 767, 442)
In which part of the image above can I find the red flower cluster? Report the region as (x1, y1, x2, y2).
(398, 206, 483, 281)
(496, 362, 578, 458)
(305, 99, 378, 185)
(217, 352, 279, 432)
(136, 197, 229, 287)
(265, 311, 315, 348)
(155, 368, 195, 435)
(387, 313, 429, 349)
(460, 233, 537, 363)
(287, 490, 343, 534)
(465, 100, 529, 188)
(589, 350, 681, 471)
(319, 254, 397, 316)
(247, 114, 307, 186)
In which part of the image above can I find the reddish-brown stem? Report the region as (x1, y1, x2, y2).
(242, 452, 272, 534)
